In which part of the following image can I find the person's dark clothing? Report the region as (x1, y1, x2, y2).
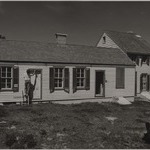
(28, 83, 35, 104)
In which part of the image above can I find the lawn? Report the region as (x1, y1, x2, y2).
(0, 98, 150, 149)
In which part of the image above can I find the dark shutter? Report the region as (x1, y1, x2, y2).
(13, 67, 19, 92)
(147, 74, 149, 91)
(146, 57, 150, 66)
(73, 68, 77, 93)
(0, 67, 1, 90)
(136, 57, 139, 66)
(49, 68, 54, 93)
(135, 71, 137, 96)
(116, 67, 125, 89)
(85, 68, 90, 90)
(64, 68, 69, 93)
(140, 74, 143, 92)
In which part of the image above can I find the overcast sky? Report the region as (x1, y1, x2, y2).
(0, 1, 150, 46)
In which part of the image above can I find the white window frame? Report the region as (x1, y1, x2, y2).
(76, 68, 85, 89)
(54, 68, 64, 89)
(1, 67, 13, 90)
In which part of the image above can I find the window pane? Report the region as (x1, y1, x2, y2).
(81, 79, 84, 86)
(81, 72, 84, 77)
(59, 79, 62, 87)
(7, 73, 11, 77)
(77, 79, 80, 86)
(59, 70, 63, 77)
(2, 67, 6, 72)
(1, 78, 6, 88)
(7, 67, 11, 73)
(54, 79, 58, 87)
(2, 73, 6, 77)
(55, 72, 58, 77)
(76, 69, 80, 77)
(81, 68, 84, 77)
(7, 83, 11, 88)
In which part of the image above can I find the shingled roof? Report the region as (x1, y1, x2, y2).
(104, 30, 150, 55)
(0, 40, 134, 66)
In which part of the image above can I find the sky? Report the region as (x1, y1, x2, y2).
(1, 1, 150, 46)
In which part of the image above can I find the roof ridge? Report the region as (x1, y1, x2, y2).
(0, 39, 123, 49)
(104, 29, 134, 34)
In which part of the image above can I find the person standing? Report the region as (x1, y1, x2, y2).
(28, 74, 38, 105)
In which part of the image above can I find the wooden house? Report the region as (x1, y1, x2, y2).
(0, 33, 135, 103)
(97, 30, 150, 95)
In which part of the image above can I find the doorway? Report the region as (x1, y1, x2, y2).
(29, 69, 42, 99)
(95, 71, 105, 97)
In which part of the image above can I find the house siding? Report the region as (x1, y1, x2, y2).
(97, 33, 120, 49)
(0, 63, 135, 103)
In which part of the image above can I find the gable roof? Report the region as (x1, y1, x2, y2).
(104, 30, 150, 55)
(0, 40, 134, 66)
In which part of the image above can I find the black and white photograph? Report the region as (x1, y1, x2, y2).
(0, 0, 150, 149)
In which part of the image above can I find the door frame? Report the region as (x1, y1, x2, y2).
(28, 68, 42, 100)
(95, 70, 105, 97)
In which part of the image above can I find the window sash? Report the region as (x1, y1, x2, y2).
(76, 68, 85, 88)
(1, 67, 13, 90)
(54, 68, 64, 89)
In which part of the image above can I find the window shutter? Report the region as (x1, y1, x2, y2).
(13, 67, 19, 92)
(85, 68, 90, 90)
(73, 68, 77, 93)
(146, 57, 150, 66)
(49, 68, 54, 93)
(135, 57, 139, 66)
(64, 68, 69, 93)
(140, 74, 143, 92)
(0, 67, 1, 90)
(147, 75, 150, 91)
(116, 67, 125, 89)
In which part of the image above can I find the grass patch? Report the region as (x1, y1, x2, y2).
(0, 100, 150, 148)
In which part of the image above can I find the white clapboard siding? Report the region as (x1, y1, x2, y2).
(0, 63, 135, 102)
(97, 33, 120, 49)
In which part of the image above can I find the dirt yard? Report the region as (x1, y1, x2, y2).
(0, 98, 150, 149)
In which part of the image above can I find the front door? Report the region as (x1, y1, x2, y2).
(30, 69, 42, 99)
(95, 71, 105, 96)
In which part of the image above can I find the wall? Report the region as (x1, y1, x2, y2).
(0, 63, 135, 102)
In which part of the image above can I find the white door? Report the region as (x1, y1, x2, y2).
(30, 72, 41, 99)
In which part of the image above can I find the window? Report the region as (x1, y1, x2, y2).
(1, 67, 13, 90)
(116, 67, 125, 89)
(73, 68, 90, 93)
(76, 68, 85, 88)
(49, 67, 69, 93)
(103, 36, 106, 44)
(54, 68, 64, 89)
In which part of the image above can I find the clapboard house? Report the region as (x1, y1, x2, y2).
(97, 30, 150, 95)
(0, 33, 135, 103)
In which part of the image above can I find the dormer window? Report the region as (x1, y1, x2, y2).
(103, 36, 106, 44)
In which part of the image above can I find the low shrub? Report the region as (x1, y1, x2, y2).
(5, 130, 37, 149)
(0, 106, 7, 117)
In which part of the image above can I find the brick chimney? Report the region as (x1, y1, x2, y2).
(55, 33, 67, 44)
